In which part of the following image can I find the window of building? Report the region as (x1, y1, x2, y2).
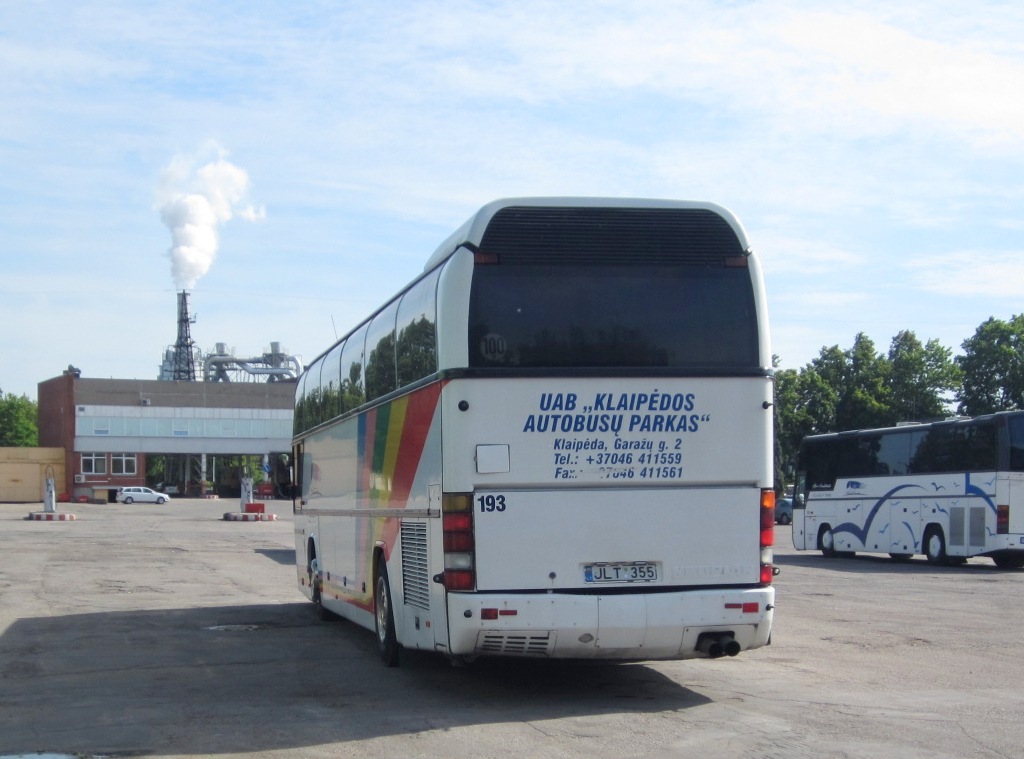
(111, 454, 137, 476)
(82, 453, 106, 475)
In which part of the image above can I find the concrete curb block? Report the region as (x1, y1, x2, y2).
(222, 512, 278, 522)
(27, 511, 77, 521)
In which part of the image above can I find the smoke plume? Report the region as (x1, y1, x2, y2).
(157, 143, 265, 290)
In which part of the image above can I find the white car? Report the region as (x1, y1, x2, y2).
(117, 486, 170, 505)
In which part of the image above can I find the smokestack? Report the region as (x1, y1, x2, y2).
(171, 291, 197, 382)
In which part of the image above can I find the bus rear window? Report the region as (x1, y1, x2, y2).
(468, 264, 758, 370)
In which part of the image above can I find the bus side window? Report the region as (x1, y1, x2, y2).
(366, 301, 399, 402)
(340, 324, 368, 413)
(305, 356, 326, 428)
(396, 268, 439, 386)
(294, 371, 310, 436)
(320, 341, 343, 422)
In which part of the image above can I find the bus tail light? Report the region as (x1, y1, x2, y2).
(442, 493, 475, 591)
(997, 504, 1009, 534)
(760, 489, 775, 586)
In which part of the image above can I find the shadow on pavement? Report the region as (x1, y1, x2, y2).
(0, 602, 710, 756)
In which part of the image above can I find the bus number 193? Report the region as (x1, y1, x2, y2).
(478, 494, 507, 512)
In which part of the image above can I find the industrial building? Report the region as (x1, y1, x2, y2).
(38, 371, 293, 502)
(35, 292, 300, 503)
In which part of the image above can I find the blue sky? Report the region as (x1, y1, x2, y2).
(2, 1, 1023, 400)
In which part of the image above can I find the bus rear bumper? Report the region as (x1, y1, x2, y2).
(445, 586, 775, 660)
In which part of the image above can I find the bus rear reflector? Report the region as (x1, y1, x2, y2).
(480, 608, 518, 620)
(998, 504, 1009, 534)
(725, 602, 760, 613)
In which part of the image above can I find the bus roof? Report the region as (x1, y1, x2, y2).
(423, 197, 751, 271)
(800, 410, 1024, 445)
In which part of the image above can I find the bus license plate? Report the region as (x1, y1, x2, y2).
(584, 562, 659, 583)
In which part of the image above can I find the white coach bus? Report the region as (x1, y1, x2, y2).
(291, 198, 777, 666)
(792, 412, 1024, 568)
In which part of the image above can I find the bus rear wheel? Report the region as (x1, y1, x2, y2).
(374, 561, 400, 667)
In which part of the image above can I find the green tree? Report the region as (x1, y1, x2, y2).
(774, 361, 839, 490)
(810, 334, 892, 431)
(0, 389, 38, 447)
(775, 329, 960, 464)
(956, 315, 1024, 415)
(887, 330, 961, 421)
(773, 364, 798, 492)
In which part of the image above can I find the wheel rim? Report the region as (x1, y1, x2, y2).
(376, 575, 389, 645)
(822, 530, 834, 551)
(928, 533, 943, 560)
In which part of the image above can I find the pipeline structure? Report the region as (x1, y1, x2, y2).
(158, 291, 303, 383)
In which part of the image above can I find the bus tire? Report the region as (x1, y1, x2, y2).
(375, 560, 400, 667)
(924, 527, 948, 566)
(819, 525, 837, 558)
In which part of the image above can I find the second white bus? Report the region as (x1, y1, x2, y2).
(292, 198, 777, 665)
(793, 412, 1024, 568)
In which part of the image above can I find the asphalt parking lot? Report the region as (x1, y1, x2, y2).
(1, 498, 1023, 759)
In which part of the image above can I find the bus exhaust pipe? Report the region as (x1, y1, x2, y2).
(697, 633, 741, 658)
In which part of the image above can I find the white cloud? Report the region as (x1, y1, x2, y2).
(907, 252, 1024, 298)
(755, 231, 864, 275)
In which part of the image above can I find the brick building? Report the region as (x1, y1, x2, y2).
(38, 369, 294, 502)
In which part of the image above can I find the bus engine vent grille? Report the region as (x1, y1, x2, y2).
(400, 521, 430, 611)
(477, 631, 555, 656)
(481, 207, 744, 266)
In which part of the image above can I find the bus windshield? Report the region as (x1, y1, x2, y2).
(469, 263, 758, 370)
